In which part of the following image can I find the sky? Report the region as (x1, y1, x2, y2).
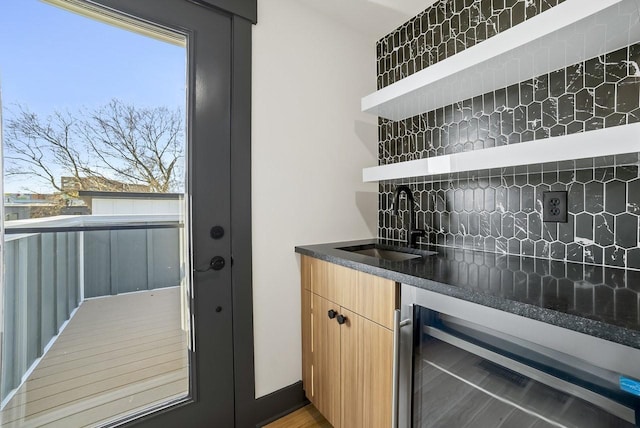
(0, 0, 186, 193)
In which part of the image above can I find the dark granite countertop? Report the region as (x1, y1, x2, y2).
(295, 239, 640, 350)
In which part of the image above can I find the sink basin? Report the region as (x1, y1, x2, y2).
(350, 248, 421, 261)
(337, 244, 436, 262)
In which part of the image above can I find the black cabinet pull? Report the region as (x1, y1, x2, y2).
(336, 314, 347, 325)
(328, 309, 337, 319)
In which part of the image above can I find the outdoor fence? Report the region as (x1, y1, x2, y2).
(1, 215, 183, 404)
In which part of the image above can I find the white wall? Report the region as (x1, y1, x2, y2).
(91, 198, 181, 215)
(252, 0, 378, 398)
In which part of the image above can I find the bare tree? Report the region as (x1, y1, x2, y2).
(80, 100, 183, 193)
(4, 106, 87, 194)
(4, 99, 184, 196)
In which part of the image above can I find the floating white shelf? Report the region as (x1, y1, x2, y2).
(362, 124, 640, 182)
(362, 0, 640, 121)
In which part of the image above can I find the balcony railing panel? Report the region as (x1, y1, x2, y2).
(84, 230, 111, 298)
(41, 233, 56, 353)
(83, 227, 180, 297)
(1, 231, 81, 403)
(1, 215, 183, 406)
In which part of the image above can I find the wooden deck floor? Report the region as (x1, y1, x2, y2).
(0, 288, 189, 428)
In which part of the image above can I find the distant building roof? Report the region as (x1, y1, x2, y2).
(61, 176, 151, 193)
(78, 190, 183, 200)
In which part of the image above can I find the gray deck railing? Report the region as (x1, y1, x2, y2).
(1, 215, 183, 405)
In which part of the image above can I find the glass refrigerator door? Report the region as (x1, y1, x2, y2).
(412, 306, 638, 428)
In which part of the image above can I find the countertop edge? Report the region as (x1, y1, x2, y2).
(295, 244, 640, 350)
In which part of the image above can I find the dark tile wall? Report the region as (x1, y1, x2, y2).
(381, 165, 640, 269)
(376, 0, 566, 89)
(379, 44, 640, 165)
(377, 2, 640, 270)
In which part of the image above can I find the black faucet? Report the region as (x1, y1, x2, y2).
(393, 185, 426, 248)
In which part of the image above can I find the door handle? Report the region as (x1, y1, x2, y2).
(210, 256, 226, 271)
(393, 309, 411, 428)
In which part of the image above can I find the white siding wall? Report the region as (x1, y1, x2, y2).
(91, 198, 181, 215)
(252, 0, 378, 398)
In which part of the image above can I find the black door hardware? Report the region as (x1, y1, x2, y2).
(328, 309, 337, 319)
(210, 256, 226, 271)
(210, 226, 225, 239)
(336, 314, 347, 325)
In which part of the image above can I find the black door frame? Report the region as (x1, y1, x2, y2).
(196, 3, 306, 427)
(227, 14, 306, 428)
(83, 1, 305, 426)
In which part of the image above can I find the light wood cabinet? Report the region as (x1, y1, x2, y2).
(311, 293, 342, 426)
(301, 256, 396, 428)
(361, 315, 394, 427)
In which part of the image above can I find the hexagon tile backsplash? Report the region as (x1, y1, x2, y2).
(377, 0, 640, 270)
(376, 0, 567, 90)
(380, 166, 640, 269)
(378, 43, 640, 164)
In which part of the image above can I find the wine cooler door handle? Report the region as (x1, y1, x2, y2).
(392, 309, 412, 428)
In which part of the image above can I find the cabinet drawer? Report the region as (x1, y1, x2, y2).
(302, 256, 397, 329)
(306, 257, 356, 306)
(342, 271, 397, 330)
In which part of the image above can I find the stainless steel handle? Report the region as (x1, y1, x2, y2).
(392, 310, 411, 428)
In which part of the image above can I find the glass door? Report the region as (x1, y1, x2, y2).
(412, 306, 639, 427)
(0, 0, 236, 426)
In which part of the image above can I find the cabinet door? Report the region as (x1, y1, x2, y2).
(362, 317, 393, 428)
(301, 289, 312, 398)
(311, 294, 342, 427)
(340, 308, 364, 428)
(301, 257, 312, 398)
(341, 309, 394, 428)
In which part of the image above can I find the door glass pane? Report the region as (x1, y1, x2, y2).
(0, 1, 190, 426)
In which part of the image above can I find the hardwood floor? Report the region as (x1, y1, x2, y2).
(264, 404, 331, 428)
(0, 288, 188, 427)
